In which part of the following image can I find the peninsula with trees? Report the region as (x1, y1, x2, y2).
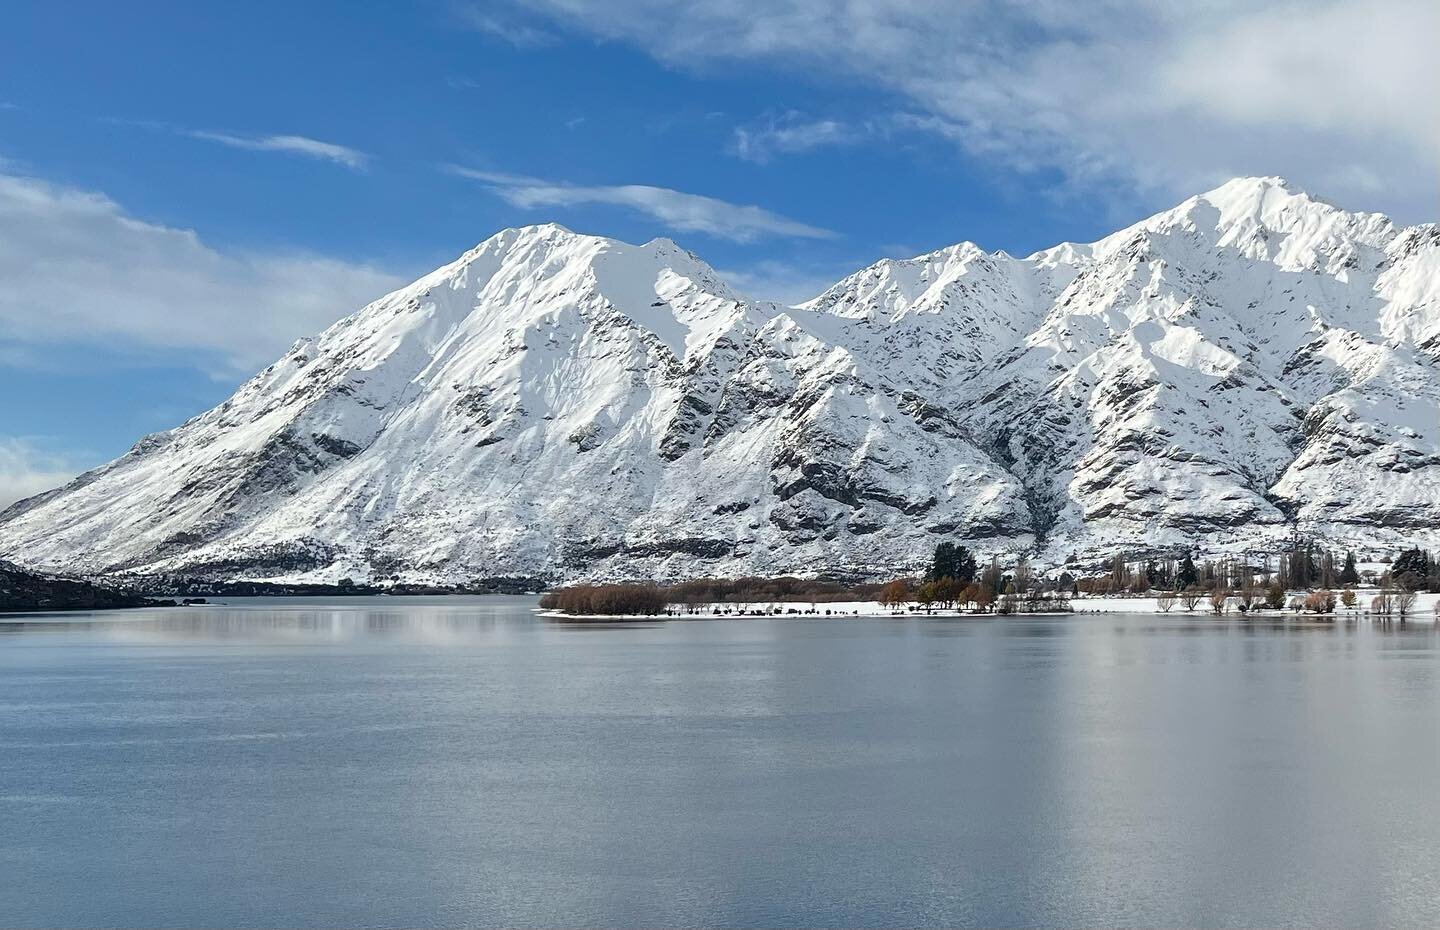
(540, 537, 1440, 619)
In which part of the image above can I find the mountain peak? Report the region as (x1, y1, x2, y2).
(425, 223, 735, 303)
(458, 224, 722, 274)
(1197, 174, 1320, 219)
(1079, 175, 1399, 269)
(466, 221, 595, 255)
(1203, 174, 1298, 199)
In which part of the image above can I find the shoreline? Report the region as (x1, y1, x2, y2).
(537, 591, 1440, 622)
(4, 590, 1433, 622)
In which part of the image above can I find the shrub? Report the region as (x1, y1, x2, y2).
(544, 583, 667, 616)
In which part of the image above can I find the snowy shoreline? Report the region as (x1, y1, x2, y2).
(538, 590, 1440, 622)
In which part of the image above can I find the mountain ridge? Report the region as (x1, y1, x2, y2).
(3, 177, 1437, 583)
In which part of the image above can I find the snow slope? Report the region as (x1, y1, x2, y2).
(2, 178, 1437, 583)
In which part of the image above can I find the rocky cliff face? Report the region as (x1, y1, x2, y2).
(2, 178, 1437, 582)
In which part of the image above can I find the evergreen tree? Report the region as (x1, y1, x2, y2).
(928, 542, 956, 583)
(928, 542, 977, 584)
(1282, 534, 1313, 588)
(1392, 548, 1430, 589)
(1177, 553, 1198, 589)
(1338, 551, 1360, 586)
(953, 546, 977, 584)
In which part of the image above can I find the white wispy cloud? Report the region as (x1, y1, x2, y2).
(0, 438, 75, 511)
(497, 0, 1438, 221)
(449, 167, 837, 241)
(185, 130, 370, 169)
(456, 5, 559, 47)
(108, 118, 372, 170)
(732, 112, 866, 163)
(0, 172, 404, 372)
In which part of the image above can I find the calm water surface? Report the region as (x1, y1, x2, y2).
(2, 596, 1439, 928)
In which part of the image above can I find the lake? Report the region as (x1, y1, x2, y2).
(3, 596, 1439, 928)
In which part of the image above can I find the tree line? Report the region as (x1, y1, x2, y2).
(874, 542, 1072, 615)
(1073, 538, 1440, 596)
(1093, 537, 1438, 618)
(538, 539, 1440, 617)
(541, 576, 893, 616)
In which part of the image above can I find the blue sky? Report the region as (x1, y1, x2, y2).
(0, 0, 1433, 504)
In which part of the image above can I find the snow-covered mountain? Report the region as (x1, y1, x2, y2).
(3, 177, 1438, 583)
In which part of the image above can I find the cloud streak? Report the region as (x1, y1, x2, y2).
(0, 172, 404, 372)
(450, 167, 837, 241)
(456, 5, 559, 47)
(732, 112, 864, 163)
(185, 130, 370, 169)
